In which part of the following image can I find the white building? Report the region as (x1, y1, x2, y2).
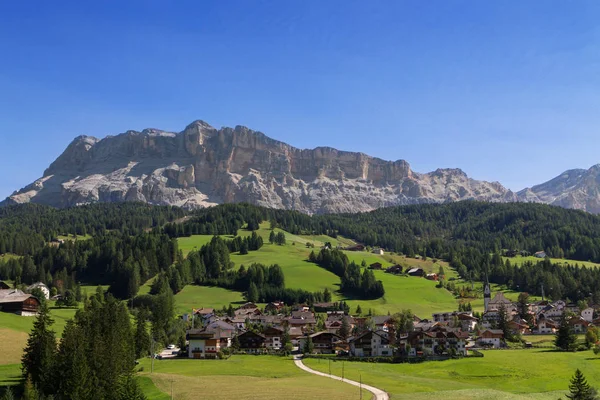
(26, 282, 50, 300)
(582, 307, 594, 322)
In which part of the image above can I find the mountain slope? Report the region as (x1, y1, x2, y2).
(518, 165, 600, 213)
(1, 120, 517, 213)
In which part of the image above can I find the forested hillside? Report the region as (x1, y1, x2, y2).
(5, 201, 600, 303)
(175, 202, 600, 302)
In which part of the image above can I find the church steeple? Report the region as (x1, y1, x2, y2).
(483, 276, 491, 312)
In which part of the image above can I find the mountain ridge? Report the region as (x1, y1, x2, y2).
(2, 119, 598, 213)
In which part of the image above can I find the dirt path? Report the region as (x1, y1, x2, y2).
(293, 356, 389, 400)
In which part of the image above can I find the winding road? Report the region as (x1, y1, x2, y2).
(293, 356, 389, 400)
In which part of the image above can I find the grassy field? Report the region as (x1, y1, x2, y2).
(0, 302, 81, 370)
(173, 285, 246, 315)
(344, 271, 458, 317)
(304, 348, 600, 399)
(138, 355, 370, 400)
(56, 234, 92, 241)
(0, 254, 20, 262)
(0, 364, 20, 390)
(176, 224, 465, 318)
(503, 255, 600, 269)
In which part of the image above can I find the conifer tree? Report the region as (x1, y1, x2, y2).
(116, 374, 147, 400)
(22, 376, 38, 400)
(269, 231, 276, 244)
(134, 308, 151, 359)
(21, 304, 57, 395)
(1, 387, 14, 400)
(323, 288, 332, 302)
(555, 314, 577, 351)
(247, 282, 259, 303)
(566, 369, 598, 400)
(303, 335, 314, 354)
(339, 316, 350, 339)
(55, 319, 91, 400)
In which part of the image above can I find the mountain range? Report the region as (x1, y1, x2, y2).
(3, 120, 600, 214)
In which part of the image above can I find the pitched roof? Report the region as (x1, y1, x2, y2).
(0, 289, 33, 304)
(371, 316, 391, 325)
(489, 292, 513, 305)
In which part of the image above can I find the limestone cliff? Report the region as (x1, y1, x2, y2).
(3, 120, 518, 213)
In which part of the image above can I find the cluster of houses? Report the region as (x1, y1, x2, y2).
(480, 289, 599, 339)
(185, 300, 475, 359)
(184, 281, 600, 359)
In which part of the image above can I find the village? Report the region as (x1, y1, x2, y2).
(1, 274, 598, 362)
(177, 279, 599, 360)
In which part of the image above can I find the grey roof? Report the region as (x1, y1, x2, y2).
(0, 289, 32, 303)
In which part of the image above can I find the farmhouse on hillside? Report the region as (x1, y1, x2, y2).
(369, 262, 383, 270)
(385, 265, 403, 274)
(0, 289, 41, 316)
(407, 268, 425, 277)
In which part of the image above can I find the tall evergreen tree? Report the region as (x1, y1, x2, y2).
(566, 369, 598, 400)
(55, 319, 91, 400)
(247, 282, 259, 303)
(339, 316, 350, 339)
(134, 308, 151, 359)
(303, 335, 314, 354)
(21, 304, 57, 395)
(1, 387, 14, 400)
(555, 314, 577, 351)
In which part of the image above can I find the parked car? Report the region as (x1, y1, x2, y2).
(167, 344, 175, 350)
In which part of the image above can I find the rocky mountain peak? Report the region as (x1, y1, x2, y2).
(12, 118, 600, 214)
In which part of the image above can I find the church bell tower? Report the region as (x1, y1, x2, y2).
(484, 281, 491, 312)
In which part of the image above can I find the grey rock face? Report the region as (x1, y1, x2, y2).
(517, 166, 600, 214)
(4, 120, 519, 213)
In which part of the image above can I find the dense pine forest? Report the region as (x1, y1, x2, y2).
(5, 201, 600, 304)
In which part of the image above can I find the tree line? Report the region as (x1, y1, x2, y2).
(310, 248, 385, 299)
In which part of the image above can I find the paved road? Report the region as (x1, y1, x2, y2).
(293, 356, 389, 400)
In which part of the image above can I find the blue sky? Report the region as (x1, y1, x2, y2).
(1, 1, 600, 199)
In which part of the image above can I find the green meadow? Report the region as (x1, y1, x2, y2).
(173, 285, 245, 315)
(304, 348, 600, 399)
(503, 255, 600, 269)
(176, 224, 461, 317)
(138, 355, 370, 400)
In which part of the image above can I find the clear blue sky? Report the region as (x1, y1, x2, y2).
(2, 1, 600, 199)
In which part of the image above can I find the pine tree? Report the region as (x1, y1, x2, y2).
(247, 282, 259, 303)
(303, 336, 314, 354)
(55, 319, 91, 400)
(22, 376, 38, 400)
(323, 288, 332, 302)
(2, 387, 15, 400)
(116, 374, 147, 400)
(566, 369, 599, 400)
(339, 316, 350, 339)
(21, 304, 57, 395)
(232, 334, 241, 350)
(269, 231, 276, 244)
(497, 303, 510, 340)
(355, 305, 362, 315)
(555, 314, 577, 351)
(134, 308, 151, 359)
